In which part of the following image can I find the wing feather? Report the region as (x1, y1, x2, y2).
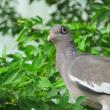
(68, 55, 110, 94)
(68, 74, 110, 94)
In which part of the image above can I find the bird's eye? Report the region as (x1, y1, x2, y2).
(60, 26, 68, 34)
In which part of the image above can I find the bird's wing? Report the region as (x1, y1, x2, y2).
(68, 55, 110, 94)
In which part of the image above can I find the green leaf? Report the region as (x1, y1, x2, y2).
(32, 16, 43, 24)
(78, 39, 86, 51)
(17, 27, 28, 43)
(76, 96, 86, 105)
(59, 95, 69, 108)
(53, 79, 64, 88)
(46, 89, 59, 98)
(2, 46, 7, 60)
(38, 77, 52, 88)
(0, 67, 8, 74)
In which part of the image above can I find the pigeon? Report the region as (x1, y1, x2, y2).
(48, 25, 110, 110)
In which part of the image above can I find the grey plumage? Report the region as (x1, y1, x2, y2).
(48, 25, 110, 110)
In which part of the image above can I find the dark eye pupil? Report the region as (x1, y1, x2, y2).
(61, 26, 68, 34)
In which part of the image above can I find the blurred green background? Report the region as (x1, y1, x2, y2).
(0, 0, 110, 110)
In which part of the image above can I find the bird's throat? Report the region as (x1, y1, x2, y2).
(56, 41, 76, 75)
(56, 41, 76, 55)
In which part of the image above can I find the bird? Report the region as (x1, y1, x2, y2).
(48, 25, 110, 110)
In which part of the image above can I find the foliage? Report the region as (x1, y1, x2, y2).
(0, 0, 22, 35)
(1, 0, 110, 35)
(68, 21, 110, 56)
(0, 17, 88, 110)
(1, 9, 110, 109)
(29, 0, 110, 22)
(0, 0, 110, 110)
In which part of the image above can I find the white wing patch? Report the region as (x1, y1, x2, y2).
(68, 74, 110, 94)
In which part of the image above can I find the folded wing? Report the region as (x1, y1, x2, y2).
(68, 55, 110, 94)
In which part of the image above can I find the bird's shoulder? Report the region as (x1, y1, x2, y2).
(69, 52, 110, 80)
(68, 52, 110, 94)
(73, 52, 110, 65)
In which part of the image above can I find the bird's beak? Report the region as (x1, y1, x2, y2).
(48, 33, 55, 41)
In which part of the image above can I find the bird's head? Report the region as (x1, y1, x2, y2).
(48, 25, 72, 43)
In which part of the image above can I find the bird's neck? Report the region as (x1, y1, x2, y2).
(56, 41, 76, 55)
(56, 41, 76, 75)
